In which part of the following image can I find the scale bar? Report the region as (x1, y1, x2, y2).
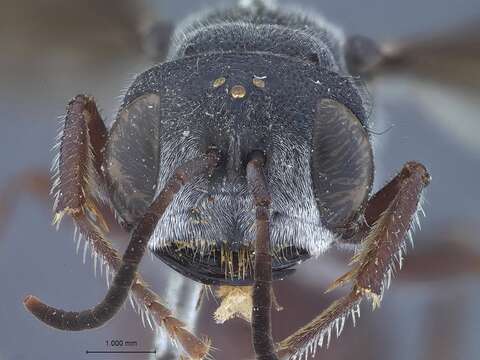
(86, 350, 156, 354)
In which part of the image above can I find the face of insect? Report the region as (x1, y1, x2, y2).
(104, 52, 373, 284)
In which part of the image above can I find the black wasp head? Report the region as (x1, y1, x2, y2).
(102, 51, 373, 285)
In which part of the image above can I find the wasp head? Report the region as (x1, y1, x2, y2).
(103, 52, 373, 284)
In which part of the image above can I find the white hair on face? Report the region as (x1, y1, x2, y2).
(147, 121, 337, 258)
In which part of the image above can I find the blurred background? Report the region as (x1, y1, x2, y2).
(1, 0, 479, 359)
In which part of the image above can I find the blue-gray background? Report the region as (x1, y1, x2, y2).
(1, 0, 479, 359)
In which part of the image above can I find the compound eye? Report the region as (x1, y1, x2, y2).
(105, 94, 161, 224)
(311, 99, 373, 229)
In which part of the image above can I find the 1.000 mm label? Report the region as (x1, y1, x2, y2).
(106, 340, 138, 347)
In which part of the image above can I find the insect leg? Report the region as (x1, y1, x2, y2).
(349, 21, 480, 89)
(23, 96, 217, 357)
(277, 161, 430, 360)
(153, 272, 203, 360)
(246, 151, 278, 360)
(50, 94, 109, 231)
(24, 151, 218, 332)
(76, 219, 210, 359)
(328, 161, 431, 301)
